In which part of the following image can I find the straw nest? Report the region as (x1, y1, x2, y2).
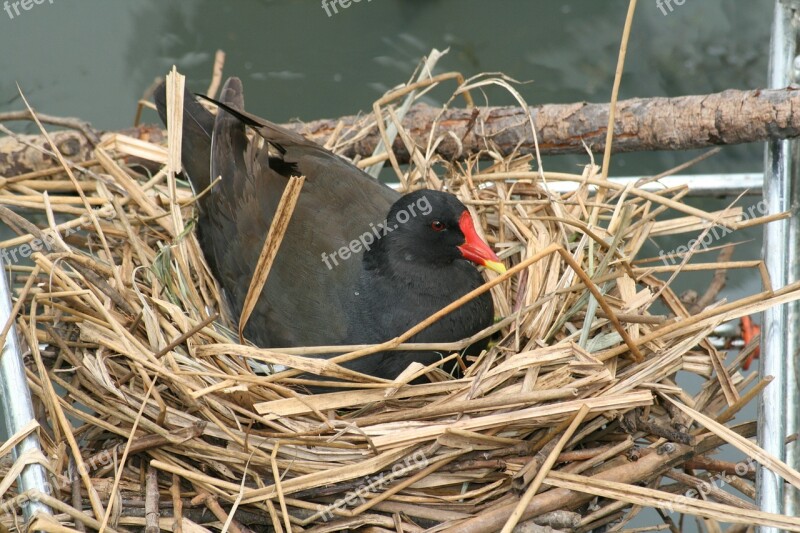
(2, 69, 800, 533)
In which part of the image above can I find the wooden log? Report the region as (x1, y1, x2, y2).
(294, 87, 800, 160)
(0, 124, 165, 177)
(0, 87, 797, 175)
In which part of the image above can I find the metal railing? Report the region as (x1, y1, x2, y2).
(759, 1, 800, 530)
(0, 257, 51, 523)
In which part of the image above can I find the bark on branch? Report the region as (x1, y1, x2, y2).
(0, 87, 797, 176)
(292, 86, 799, 161)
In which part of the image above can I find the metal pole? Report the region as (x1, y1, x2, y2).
(389, 172, 766, 197)
(541, 172, 764, 196)
(0, 257, 50, 521)
(760, 0, 800, 527)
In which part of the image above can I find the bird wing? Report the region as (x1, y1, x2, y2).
(201, 78, 399, 348)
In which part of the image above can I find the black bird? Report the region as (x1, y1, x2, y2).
(154, 77, 505, 383)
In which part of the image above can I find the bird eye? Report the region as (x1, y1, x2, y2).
(430, 220, 446, 232)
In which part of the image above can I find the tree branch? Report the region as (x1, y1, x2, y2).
(1, 87, 797, 175)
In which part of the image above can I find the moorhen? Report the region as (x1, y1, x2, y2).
(154, 77, 505, 382)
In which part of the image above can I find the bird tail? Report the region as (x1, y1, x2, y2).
(153, 80, 215, 198)
(209, 77, 252, 204)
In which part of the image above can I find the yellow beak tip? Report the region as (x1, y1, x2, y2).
(484, 260, 506, 274)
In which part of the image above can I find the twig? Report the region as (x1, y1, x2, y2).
(145, 464, 161, 533)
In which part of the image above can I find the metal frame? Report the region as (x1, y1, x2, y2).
(0, 258, 50, 523)
(390, 172, 764, 196)
(543, 172, 764, 196)
(759, 1, 800, 528)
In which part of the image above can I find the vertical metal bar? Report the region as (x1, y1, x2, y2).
(760, 0, 800, 527)
(0, 258, 50, 520)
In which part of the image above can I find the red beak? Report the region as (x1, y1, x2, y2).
(456, 211, 506, 274)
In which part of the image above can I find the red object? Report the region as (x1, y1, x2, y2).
(741, 315, 761, 370)
(456, 211, 503, 270)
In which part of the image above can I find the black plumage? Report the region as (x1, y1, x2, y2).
(154, 77, 504, 382)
